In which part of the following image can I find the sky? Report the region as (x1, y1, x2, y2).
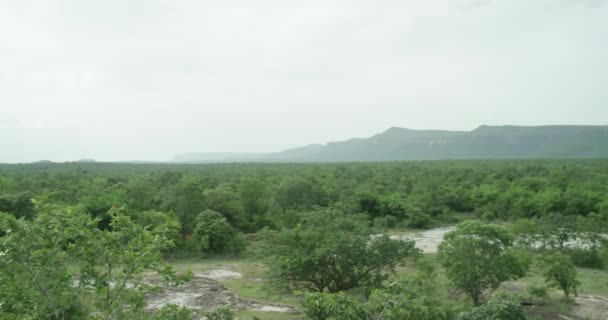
(1, 0, 607, 162)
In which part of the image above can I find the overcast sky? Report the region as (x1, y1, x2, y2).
(1, 0, 607, 162)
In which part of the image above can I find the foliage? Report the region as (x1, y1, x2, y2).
(540, 252, 580, 298)
(456, 299, 528, 320)
(568, 248, 604, 269)
(366, 267, 451, 320)
(146, 304, 194, 320)
(193, 209, 246, 254)
(264, 210, 419, 293)
(302, 266, 450, 320)
(2, 160, 608, 235)
(134, 210, 182, 245)
(0, 206, 91, 319)
(303, 292, 367, 320)
(438, 221, 528, 305)
(205, 307, 235, 320)
(204, 184, 248, 230)
(77, 207, 191, 320)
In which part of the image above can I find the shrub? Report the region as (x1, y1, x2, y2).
(540, 252, 580, 298)
(568, 248, 604, 269)
(374, 215, 399, 228)
(457, 299, 528, 320)
(193, 210, 246, 254)
(205, 307, 234, 320)
(438, 221, 528, 305)
(408, 209, 432, 228)
(147, 304, 194, 320)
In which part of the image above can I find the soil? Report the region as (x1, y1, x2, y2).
(145, 270, 300, 314)
(390, 227, 455, 253)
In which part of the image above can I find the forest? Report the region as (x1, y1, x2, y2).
(1, 159, 608, 319)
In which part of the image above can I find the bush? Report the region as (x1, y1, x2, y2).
(374, 215, 399, 228)
(540, 252, 580, 298)
(528, 285, 548, 304)
(438, 221, 528, 305)
(205, 307, 234, 320)
(568, 248, 605, 269)
(408, 209, 432, 228)
(147, 304, 194, 320)
(457, 299, 528, 320)
(264, 211, 418, 293)
(193, 210, 246, 254)
(303, 292, 367, 320)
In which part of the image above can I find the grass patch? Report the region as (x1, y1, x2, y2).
(235, 310, 304, 320)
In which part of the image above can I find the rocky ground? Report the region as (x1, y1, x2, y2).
(145, 269, 300, 315)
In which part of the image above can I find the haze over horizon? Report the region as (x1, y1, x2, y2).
(2, 0, 608, 163)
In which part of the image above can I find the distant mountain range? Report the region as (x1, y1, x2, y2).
(174, 125, 608, 162)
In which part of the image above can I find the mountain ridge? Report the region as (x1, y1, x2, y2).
(175, 125, 608, 163)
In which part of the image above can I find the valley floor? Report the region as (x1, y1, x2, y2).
(147, 227, 608, 320)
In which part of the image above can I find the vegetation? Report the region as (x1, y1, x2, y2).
(438, 221, 528, 305)
(0, 159, 607, 319)
(263, 210, 418, 293)
(540, 252, 580, 298)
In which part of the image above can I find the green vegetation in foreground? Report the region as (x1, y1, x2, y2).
(1, 160, 608, 319)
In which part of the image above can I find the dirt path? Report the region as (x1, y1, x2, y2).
(145, 270, 300, 314)
(570, 294, 608, 320)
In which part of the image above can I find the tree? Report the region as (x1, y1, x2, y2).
(438, 221, 527, 305)
(303, 292, 367, 320)
(0, 192, 36, 219)
(302, 266, 450, 320)
(264, 210, 418, 293)
(133, 210, 182, 245)
(158, 179, 205, 239)
(366, 266, 450, 320)
(0, 206, 91, 319)
(204, 184, 248, 230)
(540, 252, 580, 298)
(76, 207, 190, 320)
(274, 177, 326, 210)
(193, 210, 245, 254)
(238, 177, 270, 229)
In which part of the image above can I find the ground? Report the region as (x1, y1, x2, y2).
(144, 227, 608, 320)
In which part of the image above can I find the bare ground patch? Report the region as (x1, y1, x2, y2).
(145, 271, 300, 315)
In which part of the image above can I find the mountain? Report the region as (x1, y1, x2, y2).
(173, 152, 266, 163)
(176, 125, 608, 162)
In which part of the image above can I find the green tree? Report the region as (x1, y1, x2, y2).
(438, 221, 527, 305)
(77, 207, 190, 320)
(540, 252, 580, 298)
(303, 292, 367, 320)
(204, 184, 248, 230)
(367, 267, 450, 320)
(0, 206, 91, 319)
(158, 179, 205, 239)
(274, 177, 326, 210)
(238, 177, 270, 228)
(302, 266, 450, 320)
(265, 210, 418, 293)
(193, 210, 245, 254)
(133, 210, 182, 245)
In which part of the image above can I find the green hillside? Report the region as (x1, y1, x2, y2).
(265, 125, 608, 162)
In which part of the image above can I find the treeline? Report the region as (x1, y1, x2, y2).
(1, 160, 608, 319)
(1, 160, 607, 232)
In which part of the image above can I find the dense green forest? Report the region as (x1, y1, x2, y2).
(1, 160, 608, 319)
